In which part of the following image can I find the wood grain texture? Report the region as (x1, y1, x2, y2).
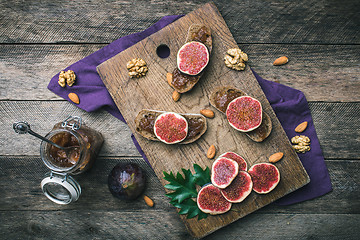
(0, 101, 139, 156)
(1, 0, 359, 44)
(97, 3, 309, 238)
(1, 156, 359, 214)
(1, 211, 358, 240)
(0, 155, 359, 238)
(0, 0, 359, 239)
(1, 44, 359, 102)
(1, 101, 359, 159)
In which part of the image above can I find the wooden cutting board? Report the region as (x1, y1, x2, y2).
(97, 2, 309, 238)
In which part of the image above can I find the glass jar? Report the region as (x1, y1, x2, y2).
(40, 116, 104, 204)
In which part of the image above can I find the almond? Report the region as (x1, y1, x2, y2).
(269, 152, 284, 163)
(273, 56, 289, 66)
(68, 93, 79, 104)
(166, 72, 173, 86)
(200, 109, 215, 118)
(143, 195, 154, 207)
(172, 90, 181, 102)
(207, 145, 216, 159)
(295, 121, 308, 133)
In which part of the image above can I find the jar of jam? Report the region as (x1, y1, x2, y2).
(40, 116, 104, 204)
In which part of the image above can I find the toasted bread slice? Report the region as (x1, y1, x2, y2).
(209, 86, 272, 142)
(209, 86, 246, 113)
(185, 24, 212, 52)
(170, 24, 212, 93)
(244, 112, 272, 142)
(134, 109, 207, 144)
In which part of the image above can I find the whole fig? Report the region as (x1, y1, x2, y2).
(108, 163, 146, 200)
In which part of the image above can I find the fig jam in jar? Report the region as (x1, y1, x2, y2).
(40, 116, 104, 204)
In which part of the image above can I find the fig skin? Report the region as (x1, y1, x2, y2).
(108, 163, 146, 200)
(226, 96, 262, 132)
(197, 184, 232, 215)
(219, 152, 248, 171)
(177, 41, 209, 76)
(211, 157, 239, 189)
(248, 163, 280, 194)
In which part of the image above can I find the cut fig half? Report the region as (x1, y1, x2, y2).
(226, 96, 263, 132)
(219, 152, 248, 171)
(211, 157, 239, 189)
(197, 184, 232, 215)
(135, 109, 207, 144)
(248, 163, 280, 194)
(154, 112, 188, 144)
(209, 86, 272, 142)
(220, 171, 253, 203)
(177, 41, 209, 76)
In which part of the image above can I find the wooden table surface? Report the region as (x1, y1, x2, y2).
(0, 1, 359, 239)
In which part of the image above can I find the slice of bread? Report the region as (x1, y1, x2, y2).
(170, 24, 212, 93)
(134, 109, 207, 144)
(244, 112, 272, 142)
(209, 86, 272, 142)
(209, 86, 246, 113)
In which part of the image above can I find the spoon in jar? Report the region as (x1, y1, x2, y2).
(13, 121, 75, 152)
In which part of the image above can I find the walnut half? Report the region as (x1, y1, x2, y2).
(127, 58, 148, 78)
(58, 70, 76, 87)
(291, 135, 311, 153)
(224, 48, 248, 71)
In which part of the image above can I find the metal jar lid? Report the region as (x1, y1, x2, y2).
(41, 171, 81, 205)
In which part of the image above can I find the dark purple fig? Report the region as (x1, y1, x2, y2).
(108, 163, 146, 200)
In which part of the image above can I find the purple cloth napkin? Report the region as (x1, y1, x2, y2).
(48, 15, 332, 205)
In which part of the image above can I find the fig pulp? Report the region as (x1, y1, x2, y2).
(226, 96, 262, 132)
(154, 112, 188, 144)
(220, 171, 253, 203)
(219, 152, 248, 171)
(211, 157, 239, 189)
(248, 163, 280, 194)
(177, 41, 209, 75)
(197, 184, 232, 215)
(108, 163, 146, 200)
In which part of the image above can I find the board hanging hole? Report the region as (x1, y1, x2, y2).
(156, 44, 170, 58)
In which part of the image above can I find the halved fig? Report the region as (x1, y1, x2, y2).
(134, 109, 207, 144)
(210, 86, 272, 142)
(170, 24, 212, 93)
(154, 112, 188, 144)
(197, 184, 232, 215)
(177, 41, 209, 76)
(209, 86, 246, 113)
(220, 171, 253, 203)
(219, 152, 248, 171)
(211, 157, 239, 189)
(226, 96, 262, 132)
(248, 163, 280, 194)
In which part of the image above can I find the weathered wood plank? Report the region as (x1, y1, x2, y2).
(0, 211, 358, 240)
(0, 156, 358, 215)
(0, 101, 139, 156)
(1, 101, 359, 159)
(1, 44, 358, 102)
(1, 0, 359, 44)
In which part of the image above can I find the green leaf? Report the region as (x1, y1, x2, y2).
(170, 199, 208, 220)
(163, 169, 197, 203)
(193, 164, 211, 187)
(163, 164, 211, 220)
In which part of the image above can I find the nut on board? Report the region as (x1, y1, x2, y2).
(224, 48, 248, 71)
(127, 58, 148, 78)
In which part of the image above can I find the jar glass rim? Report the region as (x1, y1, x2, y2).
(40, 128, 85, 173)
